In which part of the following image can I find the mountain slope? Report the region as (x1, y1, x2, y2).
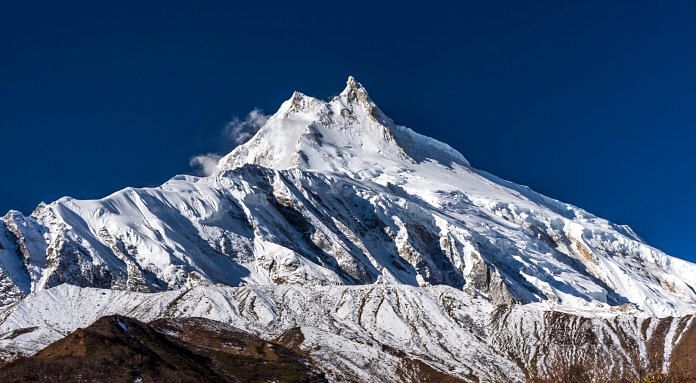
(0, 314, 326, 383)
(2, 284, 695, 382)
(1, 77, 694, 316)
(1, 77, 696, 382)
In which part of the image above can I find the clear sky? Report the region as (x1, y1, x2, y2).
(1, 1, 694, 261)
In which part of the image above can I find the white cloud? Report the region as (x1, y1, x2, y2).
(189, 153, 222, 176)
(189, 109, 269, 176)
(223, 109, 268, 146)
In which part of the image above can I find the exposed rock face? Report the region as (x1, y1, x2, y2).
(0, 315, 326, 383)
(1, 77, 695, 382)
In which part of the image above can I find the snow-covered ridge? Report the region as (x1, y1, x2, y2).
(217, 75, 469, 174)
(1, 284, 693, 382)
(0, 76, 695, 319)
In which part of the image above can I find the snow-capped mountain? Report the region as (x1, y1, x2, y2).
(1, 77, 695, 381)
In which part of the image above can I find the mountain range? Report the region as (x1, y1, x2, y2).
(1, 77, 695, 382)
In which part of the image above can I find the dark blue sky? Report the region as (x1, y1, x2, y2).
(1, 1, 694, 261)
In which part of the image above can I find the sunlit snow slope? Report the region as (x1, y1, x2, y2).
(1, 77, 695, 318)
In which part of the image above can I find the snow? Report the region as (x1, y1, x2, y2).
(219, 78, 696, 316)
(0, 285, 517, 380)
(2, 80, 695, 317)
(0, 78, 694, 316)
(1, 283, 692, 382)
(0, 76, 695, 379)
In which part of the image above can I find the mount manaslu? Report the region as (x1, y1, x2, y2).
(1, 77, 695, 382)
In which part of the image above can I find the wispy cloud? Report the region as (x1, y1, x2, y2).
(189, 109, 269, 176)
(224, 109, 268, 146)
(189, 153, 223, 176)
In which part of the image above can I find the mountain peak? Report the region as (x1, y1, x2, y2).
(339, 75, 373, 108)
(284, 90, 319, 113)
(218, 76, 470, 174)
(5, 74, 696, 383)
(340, 75, 362, 96)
